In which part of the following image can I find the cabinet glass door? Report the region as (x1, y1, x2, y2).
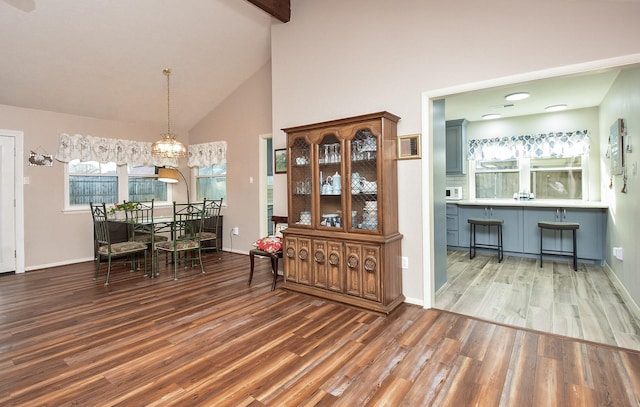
(349, 129, 379, 232)
(290, 137, 312, 226)
(318, 134, 344, 229)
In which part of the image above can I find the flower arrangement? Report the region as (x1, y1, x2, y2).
(108, 201, 139, 216)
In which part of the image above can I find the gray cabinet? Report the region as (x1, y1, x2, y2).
(446, 204, 459, 246)
(523, 208, 605, 261)
(446, 119, 468, 175)
(458, 205, 523, 253)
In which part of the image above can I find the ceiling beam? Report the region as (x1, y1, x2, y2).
(246, 0, 290, 23)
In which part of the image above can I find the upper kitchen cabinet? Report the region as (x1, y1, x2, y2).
(446, 119, 468, 175)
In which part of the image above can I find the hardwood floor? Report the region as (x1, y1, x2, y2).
(2, 252, 640, 406)
(437, 250, 640, 351)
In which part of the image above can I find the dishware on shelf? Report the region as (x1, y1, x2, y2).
(361, 179, 377, 193)
(351, 172, 361, 194)
(299, 211, 311, 225)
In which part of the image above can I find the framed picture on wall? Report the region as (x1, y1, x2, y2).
(274, 148, 287, 174)
(610, 118, 625, 175)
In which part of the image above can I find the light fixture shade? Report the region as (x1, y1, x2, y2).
(152, 134, 187, 158)
(505, 92, 530, 101)
(157, 167, 180, 183)
(152, 68, 187, 159)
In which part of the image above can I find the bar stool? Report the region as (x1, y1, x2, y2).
(468, 218, 504, 262)
(538, 221, 579, 271)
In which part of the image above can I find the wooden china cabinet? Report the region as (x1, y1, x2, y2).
(282, 112, 404, 314)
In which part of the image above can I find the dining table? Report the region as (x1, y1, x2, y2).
(113, 215, 175, 279)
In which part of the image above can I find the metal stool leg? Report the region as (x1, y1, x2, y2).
(539, 227, 543, 268)
(572, 229, 577, 271)
(469, 223, 476, 259)
(498, 224, 503, 262)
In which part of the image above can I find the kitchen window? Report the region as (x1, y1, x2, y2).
(472, 156, 585, 200)
(468, 130, 590, 200)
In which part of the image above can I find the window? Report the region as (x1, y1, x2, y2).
(472, 156, 585, 200)
(196, 163, 227, 201)
(68, 160, 118, 205)
(530, 157, 582, 200)
(66, 160, 168, 209)
(128, 165, 168, 202)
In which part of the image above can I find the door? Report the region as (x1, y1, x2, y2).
(0, 135, 16, 273)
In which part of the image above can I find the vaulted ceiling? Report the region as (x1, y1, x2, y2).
(0, 0, 288, 131)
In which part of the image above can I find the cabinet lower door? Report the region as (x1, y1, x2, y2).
(345, 242, 381, 301)
(312, 239, 343, 292)
(284, 236, 312, 285)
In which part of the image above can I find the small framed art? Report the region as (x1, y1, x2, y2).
(274, 148, 287, 174)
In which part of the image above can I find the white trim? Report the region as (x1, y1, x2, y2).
(603, 261, 640, 323)
(25, 257, 95, 272)
(0, 129, 24, 274)
(258, 133, 272, 238)
(421, 53, 640, 310)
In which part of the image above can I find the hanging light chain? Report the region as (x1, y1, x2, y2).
(163, 68, 172, 135)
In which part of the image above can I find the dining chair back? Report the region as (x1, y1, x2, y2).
(199, 198, 223, 259)
(123, 199, 168, 245)
(155, 201, 206, 280)
(90, 202, 148, 285)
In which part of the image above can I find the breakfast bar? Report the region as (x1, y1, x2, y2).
(446, 199, 608, 264)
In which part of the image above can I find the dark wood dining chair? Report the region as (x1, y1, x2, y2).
(90, 202, 148, 285)
(249, 215, 288, 291)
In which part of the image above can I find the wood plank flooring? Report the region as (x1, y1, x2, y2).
(437, 249, 640, 352)
(2, 252, 640, 405)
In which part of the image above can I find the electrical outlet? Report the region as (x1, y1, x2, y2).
(613, 247, 624, 260)
(401, 256, 409, 269)
(232, 227, 239, 236)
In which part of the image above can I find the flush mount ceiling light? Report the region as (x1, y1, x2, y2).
(482, 113, 502, 120)
(151, 68, 187, 159)
(545, 104, 568, 112)
(505, 92, 530, 101)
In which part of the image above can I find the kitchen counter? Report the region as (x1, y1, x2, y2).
(450, 199, 608, 209)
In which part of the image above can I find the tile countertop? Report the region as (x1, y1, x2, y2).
(451, 199, 609, 209)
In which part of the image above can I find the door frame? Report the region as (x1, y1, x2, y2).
(0, 129, 24, 274)
(421, 53, 640, 308)
(258, 133, 272, 237)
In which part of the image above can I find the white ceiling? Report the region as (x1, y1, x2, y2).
(0, 0, 273, 130)
(0, 1, 635, 131)
(444, 68, 626, 122)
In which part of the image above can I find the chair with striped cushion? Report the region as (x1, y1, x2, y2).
(155, 201, 206, 280)
(90, 202, 148, 285)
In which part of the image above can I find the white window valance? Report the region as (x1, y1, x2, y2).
(467, 130, 590, 161)
(187, 141, 227, 167)
(55, 133, 178, 167)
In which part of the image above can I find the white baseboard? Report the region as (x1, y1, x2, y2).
(404, 296, 424, 307)
(603, 261, 640, 322)
(26, 256, 94, 271)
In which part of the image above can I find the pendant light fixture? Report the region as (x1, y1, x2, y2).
(151, 68, 187, 158)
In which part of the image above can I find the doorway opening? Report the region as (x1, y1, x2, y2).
(258, 134, 274, 237)
(0, 129, 24, 274)
(423, 53, 640, 308)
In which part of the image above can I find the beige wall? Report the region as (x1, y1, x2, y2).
(271, 0, 640, 304)
(599, 68, 640, 304)
(0, 104, 188, 269)
(189, 61, 273, 253)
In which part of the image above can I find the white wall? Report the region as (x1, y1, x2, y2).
(0, 104, 186, 269)
(599, 68, 640, 305)
(271, 0, 640, 305)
